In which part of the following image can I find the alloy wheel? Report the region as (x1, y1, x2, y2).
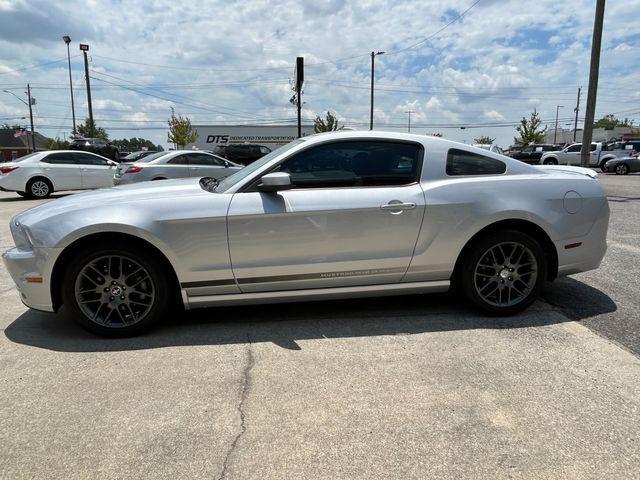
(615, 164, 629, 175)
(31, 180, 49, 197)
(473, 242, 538, 307)
(74, 255, 155, 327)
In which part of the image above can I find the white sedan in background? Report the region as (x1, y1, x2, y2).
(114, 150, 242, 185)
(0, 150, 116, 198)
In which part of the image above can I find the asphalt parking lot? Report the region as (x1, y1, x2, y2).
(1, 174, 639, 479)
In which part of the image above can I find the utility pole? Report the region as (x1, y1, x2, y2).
(370, 51, 385, 130)
(27, 84, 35, 152)
(553, 105, 564, 144)
(80, 44, 93, 130)
(295, 57, 304, 138)
(573, 87, 581, 142)
(581, 0, 605, 167)
(63, 35, 76, 135)
(405, 110, 414, 132)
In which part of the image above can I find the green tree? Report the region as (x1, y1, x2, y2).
(514, 110, 547, 145)
(111, 137, 164, 152)
(77, 118, 108, 139)
(46, 137, 70, 150)
(313, 111, 341, 133)
(474, 135, 496, 144)
(593, 114, 635, 129)
(167, 113, 198, 148)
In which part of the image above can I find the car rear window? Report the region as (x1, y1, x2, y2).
(446, 149, 506, 176)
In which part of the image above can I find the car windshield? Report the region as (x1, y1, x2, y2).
(214, 139, 306, 193)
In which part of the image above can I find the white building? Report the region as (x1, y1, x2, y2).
(187, 124, 316, 151)
(545, 126, 639, 145)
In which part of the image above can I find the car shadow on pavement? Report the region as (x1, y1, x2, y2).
(4, 277, 617, 353)
(0, 193, 72, 202)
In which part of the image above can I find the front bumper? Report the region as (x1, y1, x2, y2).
(2, 246, 56, 312)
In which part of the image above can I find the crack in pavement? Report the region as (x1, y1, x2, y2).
(217, 334, 255, 480)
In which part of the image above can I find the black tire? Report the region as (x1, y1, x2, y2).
(152, 177, 168, 181)
(61, 241, 171, 337)
(615, 163, 629, 175)
(600, 159, 610, 172)
(16, 191, 28, 197)
(460, 230, 547, 316)
(543, 158, 558, 165)
(25, 177, 53, 199)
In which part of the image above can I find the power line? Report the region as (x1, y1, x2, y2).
(0, 55, 82, 76)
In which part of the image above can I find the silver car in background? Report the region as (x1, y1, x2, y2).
(3, 131, 609, 337)
(114, 150, 242, 185)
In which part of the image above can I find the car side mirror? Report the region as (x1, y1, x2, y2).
(258, 172, 292, 192)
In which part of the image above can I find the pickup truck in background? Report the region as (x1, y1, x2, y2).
(540, 141, 640, 170)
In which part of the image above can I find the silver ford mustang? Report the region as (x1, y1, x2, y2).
(3, 131, 609, 336)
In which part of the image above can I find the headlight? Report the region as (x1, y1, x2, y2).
(9, 218, 32, 249)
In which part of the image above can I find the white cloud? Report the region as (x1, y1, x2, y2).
(0, 0, 637, 147)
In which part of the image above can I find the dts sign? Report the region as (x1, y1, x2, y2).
(206, 135, 230, 144)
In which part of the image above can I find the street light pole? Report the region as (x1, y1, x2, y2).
(1, 88, 35, 153)
(370, 51, 385, 130)
(553, 105, 564, 144)
(63, 35, 76, 134)
(80, 44, 93, 129)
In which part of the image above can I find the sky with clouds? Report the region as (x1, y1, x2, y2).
(0, 0, 639, 148)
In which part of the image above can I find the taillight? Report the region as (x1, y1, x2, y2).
(0, 165, 18, 174)
(125, 165, 143, 174)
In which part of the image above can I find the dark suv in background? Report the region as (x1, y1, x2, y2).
(211, 144, 271, 165)
(69, 137, 121, 161)
(509, 144, 557, 164)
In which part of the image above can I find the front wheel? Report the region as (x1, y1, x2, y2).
(615, 163, 629, 175)
(61, 242, 171, 336)
(460, 230, 547, 316)
(543, 158, 558, 165)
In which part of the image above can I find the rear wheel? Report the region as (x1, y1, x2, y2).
(615, 163, 629, 175)
(61, 242, 171, 336)
(26, 177, 52, 199)
(460, 230, 547, 316)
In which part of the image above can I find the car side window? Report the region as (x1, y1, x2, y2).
(168, 155, 190, 165)
(590, 144, 597, 152)
(274, 140, 422, 188)
(41, 152, 77, 164)
(73, 152, 109, 166)
(446, 149, 506, 176)
(260, 146, 271, 155)
(188, 153, 225, 166)
(566, 145, 581, 152)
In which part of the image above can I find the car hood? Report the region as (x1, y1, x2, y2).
(15, 178, 211, 226)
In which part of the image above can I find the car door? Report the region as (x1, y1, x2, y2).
(563, 144, 582, 165)
(73, 152, 115, 188)
(227, 139, 426, 293)
(39, 152, 82, 190)
(187, 152, 230, 179)
(161, 154, 191, 179)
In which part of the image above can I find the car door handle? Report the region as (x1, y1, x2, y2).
(381, 202, 416, 211)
